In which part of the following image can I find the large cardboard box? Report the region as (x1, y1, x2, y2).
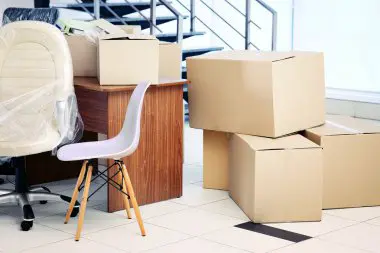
(66, 35, 97, 77)
(159, 42, 182, 79)
(229, 133, 323, 223)
(98, 33, 159, 85)
(187, 51, 325, 138)
(203, 130, 229, 190)
(304, 115, 380, 209)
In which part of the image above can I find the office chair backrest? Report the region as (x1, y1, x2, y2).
(2, 8, 59, 26)
(0, 21, 73, 102)
(115, 81, 151, 158)
(0, 21, 73, 143)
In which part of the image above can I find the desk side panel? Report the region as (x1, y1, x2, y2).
(75, 86, 108, 134)
(107, 85, 183, 211)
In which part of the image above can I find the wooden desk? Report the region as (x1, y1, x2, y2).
(74, 77, 185, 212)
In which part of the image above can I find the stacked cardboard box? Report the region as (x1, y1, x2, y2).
(187, 50, 380, 223)
(187, 50, 326, 223)
(63, 19, 182, 85)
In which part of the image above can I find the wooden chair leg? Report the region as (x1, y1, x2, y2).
(117, 169, 132, 219)
(75, 164, 93, 241)
(65, 160, 88, 224)
(121, 164, 146, 236)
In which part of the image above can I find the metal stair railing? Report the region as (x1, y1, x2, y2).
(86, 0, 184, 44)
(174, 0, 277, 51)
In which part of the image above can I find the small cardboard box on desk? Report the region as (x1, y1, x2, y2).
(304, 115, 380, 209)
(187, 50, 325, 138)
(64, 19, 131, 77)
(97, 33, 159, 85)
(229, 134, 323, 223)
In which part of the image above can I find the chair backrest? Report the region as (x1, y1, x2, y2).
(0, 21, 73, 142)
(2, 8, 59, 26)
(0, 21, 73, 101)
(114, 81, 151, 157)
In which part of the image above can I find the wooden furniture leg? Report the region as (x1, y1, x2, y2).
(65, 161, 88, 224)
(75, 164, 93, 241)
(121, 163, 146, 236)
(117, 167, 132, 219)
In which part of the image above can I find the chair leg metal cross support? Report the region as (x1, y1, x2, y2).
(65, 160, 146, 241)
(0, 158, 81, 231)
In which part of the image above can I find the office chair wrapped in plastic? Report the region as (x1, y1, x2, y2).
(0, 21, 83, 231)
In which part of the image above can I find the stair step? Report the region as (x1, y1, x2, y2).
(106, 15, 188, 29)
(156, 31, 205, 42)
(158, 31, 205, 43)
(182, 47, 224, 61)
(53, 2, 160, 18)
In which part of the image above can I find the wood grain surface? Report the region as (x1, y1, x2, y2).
(107, 85, 184, 211)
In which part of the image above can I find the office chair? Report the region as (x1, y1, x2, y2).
(0, 7, 58, 185)
(57, 81, 151, 241)
(0, 21, 81, 231)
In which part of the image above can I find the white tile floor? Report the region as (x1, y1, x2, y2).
(0, 124, 380, 252)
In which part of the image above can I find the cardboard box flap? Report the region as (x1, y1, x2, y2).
(187, 50, 320, 62)
(99, 33, 157, 41)
(236, 134, 320, 151)
(306, 115, 380, 137)
(90, 19, 126, 34)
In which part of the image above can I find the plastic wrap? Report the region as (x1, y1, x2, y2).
(2, 8, 59, 26)
(0, 79, 83, 163)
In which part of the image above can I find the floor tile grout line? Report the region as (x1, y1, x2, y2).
(170, 195, 230, 208)
(16, 236, 76, 253)
(313, 219, 365, 239)
(195, 236, 255, 253)
(143, 220, 198, 237)
(265, 241, 298, 253)
(84, 237, 132, 253)
(322, 211, 380, 223)
(312, 237, 374, 253)
(136, 236, 198, 253)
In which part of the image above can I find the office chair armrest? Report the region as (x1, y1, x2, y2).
(56, 100, 69, 139)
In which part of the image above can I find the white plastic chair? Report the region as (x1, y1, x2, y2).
(57, 80, 151, 241)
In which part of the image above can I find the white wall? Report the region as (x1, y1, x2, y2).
(0, 0, 34, 24)
(293, 0, 380, 93)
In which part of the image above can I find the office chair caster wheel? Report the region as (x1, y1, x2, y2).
(40, 200, 48, 205)
(21, 220, 33, 231)
(71, 207, 80, 218)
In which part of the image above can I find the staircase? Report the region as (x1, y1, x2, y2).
(51, 0, 277, 102)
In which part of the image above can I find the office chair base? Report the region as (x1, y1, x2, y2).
(0, 190, 80, 231)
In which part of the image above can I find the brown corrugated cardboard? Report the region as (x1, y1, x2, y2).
(203, 130, 230, 190)
(98, 34, 159, 85)
(229, 133, 323, 223)
(118, 25, 141, 34)
(304, 115, 380, 209)
(159, 43, 182, 79)
(66, 35, 97, 77)
(187, 51, 325, 138)
(65, 19, 143, 78)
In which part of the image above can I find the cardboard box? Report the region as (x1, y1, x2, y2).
(229, 133, 323, 223)
(159, 43, 182, 79)
(98, 33, 159, 85)
(203, 130, 229, 190)
(304, 115, 380, 209)
(66, 35, 97, 77)
(118, 25, 141, 34)
(65, 19, 142, 78)
(187, 51, 325, 138)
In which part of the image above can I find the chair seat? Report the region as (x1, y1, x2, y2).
(0, 126, 61, 157)
(57, 136, 133, 161)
